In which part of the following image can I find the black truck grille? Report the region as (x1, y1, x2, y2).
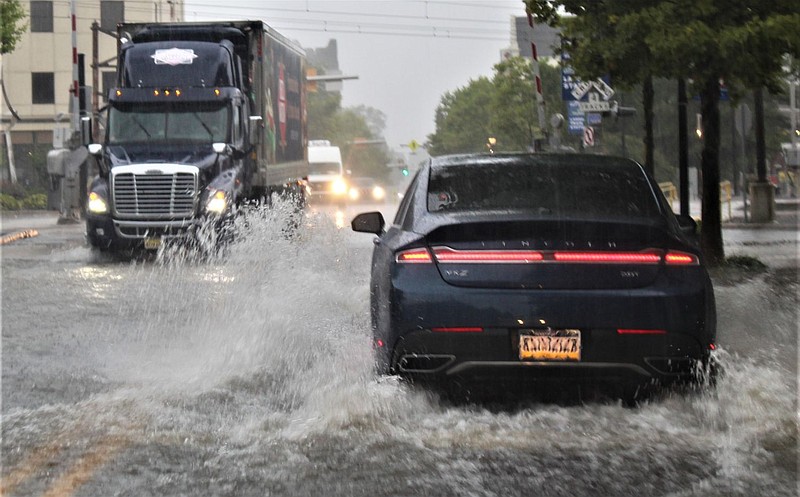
(113, 171, 197, 217)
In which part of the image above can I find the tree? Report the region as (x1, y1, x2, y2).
(526, 0, 800, 265)
(427, 57, 566, 155)
(307, 88, 391, 179)
(642, 1, 799, 264)
(1, 0, 27, 184)
(554, 2, 660, 176)
(1, 0, 27, 55)
(491, 56, 539, 151)
(426, 76, 494, 155)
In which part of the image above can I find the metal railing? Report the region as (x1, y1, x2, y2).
(659, 181, 734, 221)
(658, 182, 678, 209)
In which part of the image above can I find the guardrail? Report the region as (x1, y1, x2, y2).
(659, 181, 734, 221)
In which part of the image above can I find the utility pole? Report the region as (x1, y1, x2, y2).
(678, 79, 689, 217)
(749, 87, 775, 222)
(526, 12, 547, 151)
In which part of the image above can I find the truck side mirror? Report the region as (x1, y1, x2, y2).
(249, 116, 263, 145)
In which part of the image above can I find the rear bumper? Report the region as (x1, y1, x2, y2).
(375, 267, 715, 384)
(389, 328, 707, 384)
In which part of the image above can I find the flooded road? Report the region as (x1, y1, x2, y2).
(2, 204, 797, 496)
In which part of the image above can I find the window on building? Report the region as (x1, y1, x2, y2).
(100, 1, 125, 31)
(31, 72, 55, 104)
(29, 1, 54, 33)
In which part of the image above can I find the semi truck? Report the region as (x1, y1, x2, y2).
(85, 21, 308, 252)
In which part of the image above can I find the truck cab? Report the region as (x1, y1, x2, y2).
(307, 140, 346, 203)
(85, 21, 307, 253)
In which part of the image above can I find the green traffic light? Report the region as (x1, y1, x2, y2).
(402, 168, 409, 176)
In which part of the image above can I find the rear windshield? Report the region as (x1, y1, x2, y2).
(427, 160, 661, 219)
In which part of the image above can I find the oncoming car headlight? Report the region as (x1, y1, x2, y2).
(332, 178, 348, 196)
(372, 185, 386, 200)
(206, 190, 228, 214)
(349, 187, 360, 201)
(87, 192, 108, 214)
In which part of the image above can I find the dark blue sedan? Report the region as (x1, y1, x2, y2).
(352, 153, 716, 402)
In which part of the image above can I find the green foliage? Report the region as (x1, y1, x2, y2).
(22, 193, 46, 209)
(491, 57, 539, 151)
(525, 0, 800, 265)
(426, 76, 494, 155)
(427, 58, 568, 155)
(0, 193, 20, 210)
(1, 0, 27, 55)
(0, 180, 47, 210)
(307, 89, 391, 180)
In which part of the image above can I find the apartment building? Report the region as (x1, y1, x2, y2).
(1, 0, 184, 185)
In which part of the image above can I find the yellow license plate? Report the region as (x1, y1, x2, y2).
(519, 330, 581, 361)
(143, 237, 162, 250)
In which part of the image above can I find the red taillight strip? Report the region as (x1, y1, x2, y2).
(432, 247, 543, 263)
(664, 251, 699, 265)
(396, 248, 432, 263)
(431, 327, 484, 333)
(617, 329, 667, 335)
(553, 251, 662, 264)
(397, 246, 700, 266)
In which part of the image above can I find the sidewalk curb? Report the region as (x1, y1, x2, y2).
(723, 223, 799, 231)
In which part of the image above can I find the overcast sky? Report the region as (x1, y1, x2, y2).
(183, 0, 526, 150)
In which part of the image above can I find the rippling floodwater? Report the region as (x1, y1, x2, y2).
(2, 203, 797, 496)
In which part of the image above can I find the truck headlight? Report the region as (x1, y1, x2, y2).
(206, 190, 228, 214)
(87, 192, 108, 214)
(332, 178, 347, 196)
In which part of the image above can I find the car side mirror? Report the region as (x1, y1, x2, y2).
(351, 211, 385, 235)
(676, 214, 697, 235)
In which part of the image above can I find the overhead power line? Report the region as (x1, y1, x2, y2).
(181, 0, 523, 27)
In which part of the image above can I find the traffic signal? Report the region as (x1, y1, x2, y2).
(402, 167, 409, 176)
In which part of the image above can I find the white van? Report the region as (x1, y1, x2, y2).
(307, 140, 347, 202)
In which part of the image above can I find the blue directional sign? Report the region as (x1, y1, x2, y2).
(567, 101, 585, 135)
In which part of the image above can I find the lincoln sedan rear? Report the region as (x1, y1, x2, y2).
(352, 153, 716, 402)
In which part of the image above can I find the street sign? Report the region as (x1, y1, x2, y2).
(583, 126, 595, 147)
(586, 112, 602, 125)
(567, 101, 585, 135)
(571, 80, 594, 100)
(591, 78, 614, 100)
(578, 100, 611, 112)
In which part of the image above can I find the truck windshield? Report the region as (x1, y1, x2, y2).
(308, 162, 342, 176)
(107, 104, 228, 144)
